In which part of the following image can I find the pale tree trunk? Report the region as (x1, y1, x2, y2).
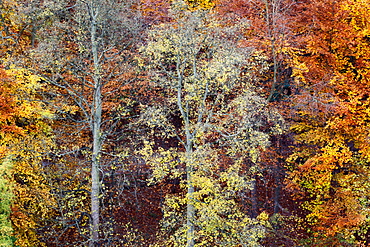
(184, 114, 195, 247)
(90, 2, 102, 246)
(177, 62, 195, 246)
(186, 148, 195, 247)
(90, 89, 102, 246)
(30, 0, 141, 244)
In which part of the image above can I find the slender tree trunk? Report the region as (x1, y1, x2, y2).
(273, 166, 281, 214)
(186, 161, 195, 247)
(251, 173, 258, 218)
(185, 129, 195, 247)
(90, 4, 102, 245)
(267, 41, 278, 102)
(265, 0, 279, 103)
(91, 89, 102, 246)
(176, 53, 196, 246)
(273, 137, 282, 214)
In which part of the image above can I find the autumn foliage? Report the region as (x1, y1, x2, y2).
(1, 0, 370, 246)
(0, 67, 54, 246)
(286, 0, 370, 244)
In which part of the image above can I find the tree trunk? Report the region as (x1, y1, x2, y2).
(273, 166, 281, 214)
(90, 4, 102, 245)
(177, 52, 196, 246)
(90, 89, 102, 246)
(186, 164, 195, 247)
(185, 131, 194, 247)
(267, 41, 278, 102)
(251, 174, 258, 218)
(266, 0, 279, 103)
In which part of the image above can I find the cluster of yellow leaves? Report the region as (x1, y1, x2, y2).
(0, 158, 13, 246)
(0, 67, 55, 247)
(184, 0, 216, 10)
(152, 147, 268, 246)
(138, 5, 287, 245)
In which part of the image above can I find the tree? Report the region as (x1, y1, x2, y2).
(217, 0, 295, 102)
(216, 2, 297, 238)
(29, 0, 144, 245)
(0, 66, 55, 247)
(139, 2, 284, 246)
(287, 0, 370, 244)
(0, 68, 15, 247)
(0, 1, 59, 245)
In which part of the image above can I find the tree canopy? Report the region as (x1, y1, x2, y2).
(1, 0, 370, 246)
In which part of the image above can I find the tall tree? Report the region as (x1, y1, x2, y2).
(0, 67, 55, 247)
(0, 1, 57, 245)
(216, 1, 297, 234)
(287, 0, 370, 244)
(139, 2, 284, 246)
(30, 0, 143, 245)
(217, 0, 295, 102)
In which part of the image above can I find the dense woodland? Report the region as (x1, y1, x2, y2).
(0, 0, 370, 246)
